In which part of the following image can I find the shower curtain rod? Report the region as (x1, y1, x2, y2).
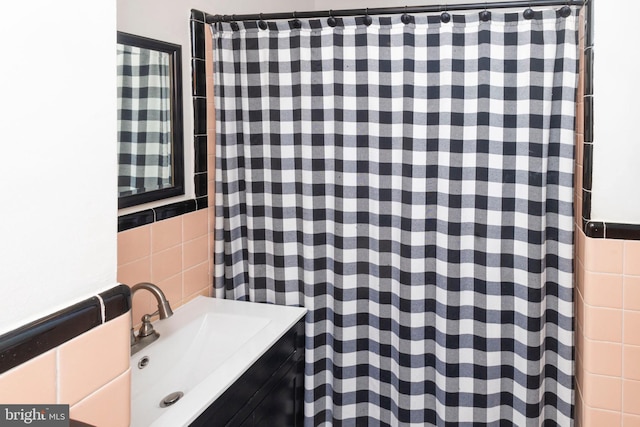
(205, 0, 583, 24)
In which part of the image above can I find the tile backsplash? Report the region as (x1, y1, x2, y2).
(0, 286, 131, 427)
(575, 230, 640, 426)
(118, 208, 213, 325)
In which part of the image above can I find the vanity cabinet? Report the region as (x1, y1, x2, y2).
(190, 319, 304, 427)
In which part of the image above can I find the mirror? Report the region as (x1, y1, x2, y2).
(117, 32, 184, 209)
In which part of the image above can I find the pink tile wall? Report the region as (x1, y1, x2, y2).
(118, 208, 214, 326)
(576, 229, 640, 425)
(0, 313, 131, 427)
(119, 24, 217, 325)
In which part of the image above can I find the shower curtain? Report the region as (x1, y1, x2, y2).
(213, 8, 578, 426)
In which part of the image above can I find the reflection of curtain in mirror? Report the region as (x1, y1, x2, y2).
(117, 45, 172, 196)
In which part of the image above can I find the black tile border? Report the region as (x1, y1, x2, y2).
(100, 285, 133, 322)
(193, 97, 208, 135)
(118, 209, 154, 232)
(584, 47, 593, 96)
(196, 196, 209, 210)
(190, 20, 206, 60)
(70, 420, 95, 427)
(156, 199, 198, 222)
(605, 223, 640, 240)
(194, 136, 208, 173)
(582, 189, 592, 220)
(583, 221, 604, 238)
(117, 12, 210, 232)
(578, 1, 639, 240)
(195, 172, 208, 197)
(584, 0, 593, 47)
(0, 284, 131, 375)
(583, 95, 593, 143)
(582, 143, 593, 190)
(191, 9, 206, 24)
(191, 10, 210, 214)
(192, 59, 207, 97)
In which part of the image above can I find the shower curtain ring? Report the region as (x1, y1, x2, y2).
(480, 3, 491, 21)
(364, 8, 372, 26)
(292, 11, 302, 28)
(559, 1, 572, 17)
(523, 4, 535, 19)
(328, 10, 337, 27)
(213, 14, 222, 31)
(230, 14, 240, 31)
(401, 6, 412, 25)
(258, 13, 268, 30)
(440, 4, 451, 23)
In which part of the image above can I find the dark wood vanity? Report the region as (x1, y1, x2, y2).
(190, 319, 304, 426)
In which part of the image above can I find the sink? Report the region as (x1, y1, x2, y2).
(129, 296, 306, 427)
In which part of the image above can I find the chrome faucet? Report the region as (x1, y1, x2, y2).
(130, 282, 174, 355)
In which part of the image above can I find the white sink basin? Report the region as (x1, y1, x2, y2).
(130, 296, 306, 427)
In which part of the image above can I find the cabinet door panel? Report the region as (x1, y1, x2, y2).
(190, 320, 304, 427)
(253, 367, 297, 427)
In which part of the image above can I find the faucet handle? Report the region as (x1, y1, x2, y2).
(137, 314, 157, 338)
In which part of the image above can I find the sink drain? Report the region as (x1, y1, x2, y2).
(160, 391, 184, 408)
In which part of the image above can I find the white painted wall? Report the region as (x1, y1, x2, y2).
(0, 2, 117, 335)
(590, 2, 640, 225)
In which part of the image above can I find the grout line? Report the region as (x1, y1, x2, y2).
(575, 376, 584, 423)
(581, 401, 621, 422)
(55, 348, 61, 404)
(622, 241, 626, 420)
(95, 295, 106, 324)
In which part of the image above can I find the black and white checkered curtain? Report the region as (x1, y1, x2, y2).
(117, 44, 172, 195)
(213, 8, 578, 426)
